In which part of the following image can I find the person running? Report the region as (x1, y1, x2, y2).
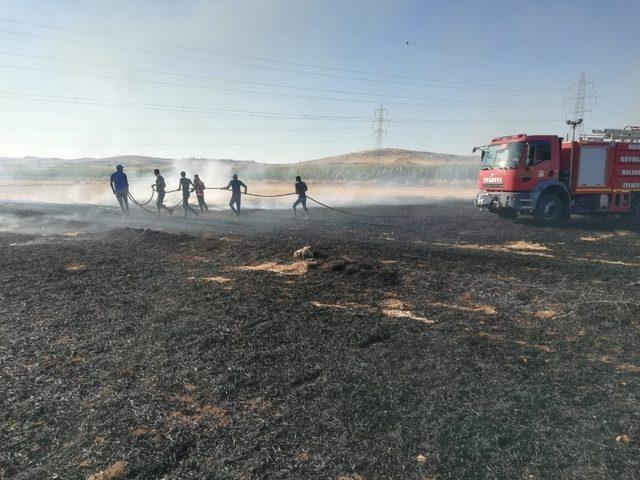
(193, 174, 208, 212)
(178, 171, 199, 218)
(153, 169, 173, 216)
(110, 164, 129, 217)
(293, 175, 309, 219)
(225, 173, 247, 216)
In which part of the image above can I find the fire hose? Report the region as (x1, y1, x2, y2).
(123, 186, 413, 219)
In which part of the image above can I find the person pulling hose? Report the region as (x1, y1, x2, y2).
(224, 173, 247, 216)
(293, 176, 309, 219)
(110, 164, 129, 217)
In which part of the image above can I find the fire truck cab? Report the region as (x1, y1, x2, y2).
(475, 126, 640, 225)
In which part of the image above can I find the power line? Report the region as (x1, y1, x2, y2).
(388, 118, 564, 124)
(0, 63, 564, 109)
(0, 90, 373, 121)
(595, 94, 640, 119)
(0, 138, 366, 147)
(0, 90, 565, 127)
(0, 27, 563, 93)
(593, 103, 637, 123)
(0, 17, 563, 92)
(0, 51, 562, 106)
(0, 123, 371, 133)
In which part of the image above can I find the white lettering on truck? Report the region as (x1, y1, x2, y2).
(620, 156, 640, 163)
(483, 177, 503, 184)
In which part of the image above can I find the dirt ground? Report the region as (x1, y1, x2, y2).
(1, 200, 639, 479)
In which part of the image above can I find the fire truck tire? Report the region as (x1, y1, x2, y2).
(534, 193, 564, 225)
(629, 197, 640, 222)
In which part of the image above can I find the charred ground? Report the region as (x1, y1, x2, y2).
(1, 202, 639, 479)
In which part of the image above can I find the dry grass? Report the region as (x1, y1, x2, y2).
(427, 300, 497, 315)
(382, 308, 434, 323)
(431, 241, 555, 258)
(64, 262, 87, 272)
(232, 261, 309, 276)
(295, 451, 311, 462)
(514, 340, 555, 353)
(86, 460, 125, 480)
(580, 233, 615, 242)
(504, 240, 549, 251)
(381, 298, 434, 324)
(534, 309, 559, 319)
(573, 257, 640, 267)
(131, 426, 153, 437)
(201, 275, 232, 283)
(170, 395, 230, 427)
(310, 300, 370, 311)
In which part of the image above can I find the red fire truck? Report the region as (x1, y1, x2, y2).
(474, 126, 640, 224)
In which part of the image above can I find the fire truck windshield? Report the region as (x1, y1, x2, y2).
(481, 141, 524, 169)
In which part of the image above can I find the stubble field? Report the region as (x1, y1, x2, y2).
(1, 200, 639, 479)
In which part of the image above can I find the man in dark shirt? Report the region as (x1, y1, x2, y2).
(178, 171, 199, 218)
(153, 169, 173, 217)
(293, 175, 309, 219)
(109, 164, 129, 217)
(225, 173, 247, 216)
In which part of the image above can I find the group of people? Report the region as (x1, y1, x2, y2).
(109, 164, 309, 219)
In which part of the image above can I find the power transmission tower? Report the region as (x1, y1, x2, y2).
(564, 71, 596, 134)
(372, 103, 388, 152)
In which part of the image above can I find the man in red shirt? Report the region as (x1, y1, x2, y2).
(193, 174, 208, 212)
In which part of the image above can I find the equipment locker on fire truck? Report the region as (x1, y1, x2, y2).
(577, 147, 607, 187)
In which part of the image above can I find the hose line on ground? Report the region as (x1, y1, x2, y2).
(306, 196, 411, 219)
(133, 189, 156, 206)
(124, 186, 412, 219)
(127, 192, 157, 215)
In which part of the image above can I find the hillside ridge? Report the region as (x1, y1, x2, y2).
(0, 148, 475, 167)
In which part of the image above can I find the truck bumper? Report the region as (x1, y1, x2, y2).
(475, 191, 537, 213)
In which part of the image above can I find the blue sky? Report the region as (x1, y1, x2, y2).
(0, 0, 638, 162)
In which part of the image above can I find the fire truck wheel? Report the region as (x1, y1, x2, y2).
(630, 197, 640, 221)
(534, 193, 563, 225)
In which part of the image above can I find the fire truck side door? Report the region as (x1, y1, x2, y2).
(524, 140, 553, 184)
(577, 146, 608, 187)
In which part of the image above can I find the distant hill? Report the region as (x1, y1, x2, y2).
(304, 148, 475, 166)
(0, 149, 479, 185)
(0, 149, 474, 167)
(233, 149, 477, 185)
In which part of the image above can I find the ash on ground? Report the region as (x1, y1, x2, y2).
(1, 201, 639, 479)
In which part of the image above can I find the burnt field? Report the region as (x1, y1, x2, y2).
(1, 201, 640, 479)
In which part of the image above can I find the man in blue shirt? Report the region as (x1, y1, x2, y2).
(224, 173, 247, 216)
(109, 164, 129, 217)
